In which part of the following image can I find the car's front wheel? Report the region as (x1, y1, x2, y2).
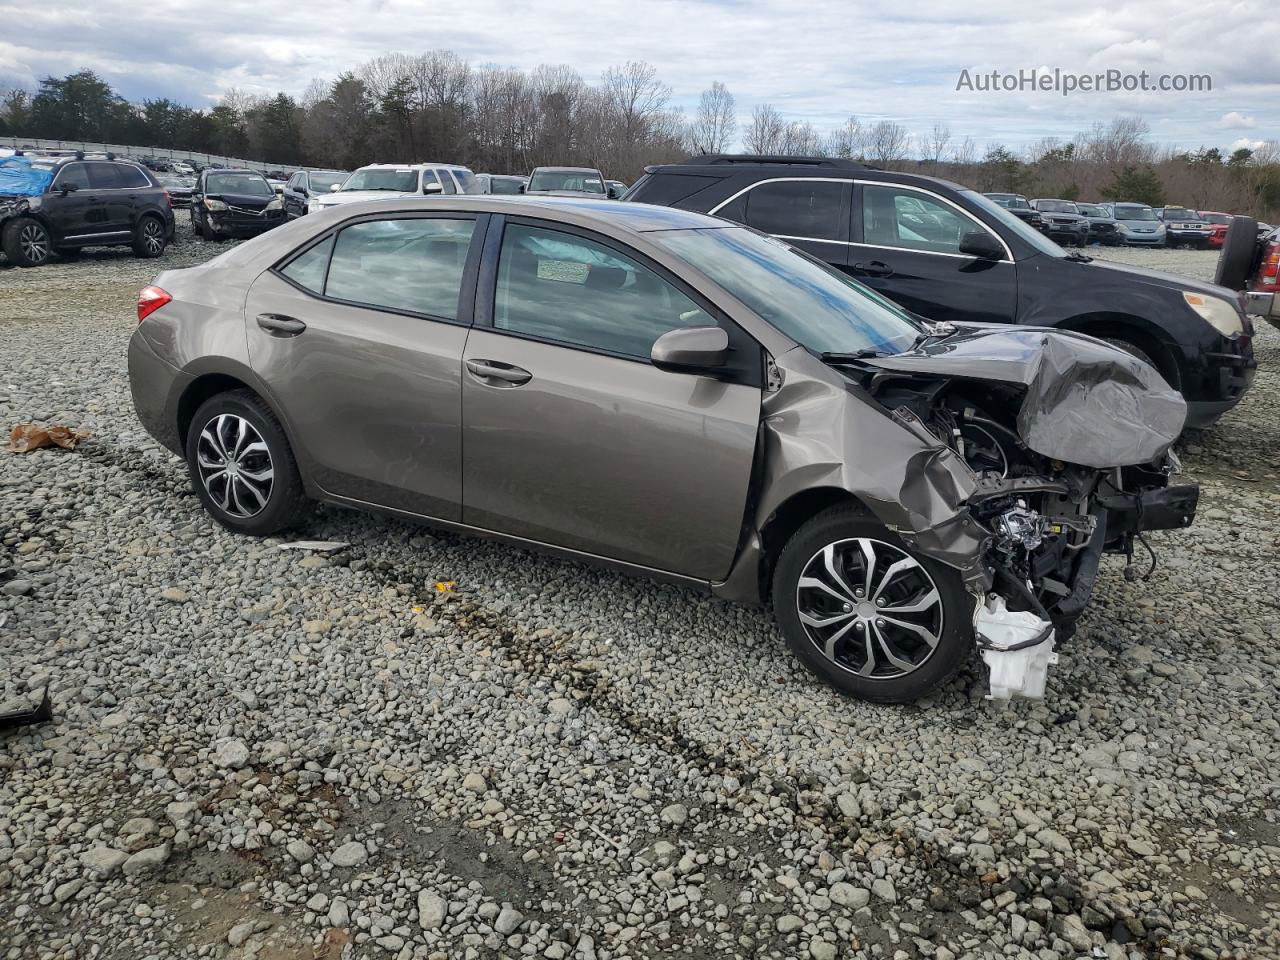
(2, 217, 53, 267)
(185, 390, 310, 535)
(772, 506, 971, 703)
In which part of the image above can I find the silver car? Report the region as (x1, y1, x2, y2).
(128, 197, 1194, 704)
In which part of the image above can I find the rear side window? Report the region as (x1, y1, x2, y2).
(86, 162, 123, 189)
(113, 164, 151, 188)
(323, 218, 475, 319)
(493, 223, 714, 359)
(281, 236, 335, 294)
(741, 180, 846, 242)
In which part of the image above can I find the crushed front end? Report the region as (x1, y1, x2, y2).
(857, 327, 1196, 699)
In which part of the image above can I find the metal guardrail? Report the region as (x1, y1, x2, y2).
(0, 136, 328, 173)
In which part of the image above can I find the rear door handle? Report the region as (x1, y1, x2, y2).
(465, 359, 531, 386)
(852, 260, 894, 278)
(256, 314, 307, 337)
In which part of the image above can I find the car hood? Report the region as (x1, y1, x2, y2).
(863, 326, 1186, 468)
(315, 190, 416, 206)
(1082, 256, 1235, 299)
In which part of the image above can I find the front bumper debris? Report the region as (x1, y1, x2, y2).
(975, 595, 1057, 700)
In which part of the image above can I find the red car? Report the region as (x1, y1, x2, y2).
(1200, 211, 1233, 249)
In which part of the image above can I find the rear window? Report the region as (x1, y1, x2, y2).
(628, 172, 722, 207)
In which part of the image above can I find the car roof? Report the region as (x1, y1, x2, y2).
(355, 162, 471, 170)
(642, 155, 972, 193)
(532, 166, 601, 173)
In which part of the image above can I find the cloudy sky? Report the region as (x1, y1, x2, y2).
(1, 0, 1276, 152)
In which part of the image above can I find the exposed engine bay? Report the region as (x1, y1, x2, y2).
(853, 327, 1199, 699)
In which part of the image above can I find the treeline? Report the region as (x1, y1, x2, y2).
(2, 61, 1278, 218)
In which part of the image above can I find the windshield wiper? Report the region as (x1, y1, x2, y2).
(820, 349, 885, 363)
(1064, 251, 1093, 263)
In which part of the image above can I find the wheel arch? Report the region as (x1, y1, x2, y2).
(755, 487, 871, 603)
(175, 363, 302, 462)
(1057, 311, 1183, 388)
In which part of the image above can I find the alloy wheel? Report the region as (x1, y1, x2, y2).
(794, 537, 943, 679)
(141, 219, 164, 254)
(18, 223, 49, 264)
(195, 414, 274, 518)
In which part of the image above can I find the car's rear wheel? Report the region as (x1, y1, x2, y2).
(185, 390, 309, 536)
(2, 217, 53, 267)
(132, 216, 168, 258)
(772, 507, 971, 703)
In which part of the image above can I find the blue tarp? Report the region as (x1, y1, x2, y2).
(0, 156, 54, 197)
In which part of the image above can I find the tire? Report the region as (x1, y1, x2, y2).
(192, 211, 210, 240)
(771, 506, 971, 703)
(185, 390, 310, 536)
(1214, 216, 1258, 290)
(132, 215, 168, 258)
(1, 216, 53, 267)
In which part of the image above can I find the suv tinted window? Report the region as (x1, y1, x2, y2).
(863, 185, 985, 255)
(494, 223, 713, 359)
(86, 162, 123, 189)
(324, 217, 475, 319)
(52, 162, 90, 190)
(742, 180, 845, 242)
(113, 163, 150, 188)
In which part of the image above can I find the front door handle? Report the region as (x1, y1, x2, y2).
(465, 359, 532, 386)
(852, 260, 894, 278)
(256, 314, 307, 337)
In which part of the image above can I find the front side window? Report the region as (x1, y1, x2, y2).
(863, 185, 988, 255)
(652, 227, 922, 357)
(494, 223, 713, 359)
(961, 190, 1065, 258)
(52, 163, 90, 190)
(737, 180, 845, 242)
(323, 217, 475, 319)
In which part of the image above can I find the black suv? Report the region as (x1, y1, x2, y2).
(627, 155, 1255, 428)
(0, 153, 175, 267)
(281, 169, 349, 218)
(191, 169, 286, 240)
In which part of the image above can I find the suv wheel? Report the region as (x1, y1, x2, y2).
(2, 217, 53, 267)
(132, 216, 167, 258)
(185, 390, 310, 536)
(772, 506, 970, 703)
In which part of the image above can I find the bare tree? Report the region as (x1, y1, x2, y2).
(687, 82, 736, 155)
(950, 135, 977, 167)
(865, 120, 909, 168)
(743, 103, 785, 154)
(926, 122, 951, 173)
(600, 61, 671, 145)
(781, 120, 824, 156)
(824, 116, 862, 159)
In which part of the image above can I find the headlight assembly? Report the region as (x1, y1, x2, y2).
(203, 198, 227, 212)
(266, 197, 283, 211)
(1183, 291, 1244, 336)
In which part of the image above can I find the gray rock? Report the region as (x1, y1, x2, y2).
(331, 841, 368, 867)
(287, 839, 316, 864)
(418, 890, 447, 930)
(462, 772, 488, 794)
(871, 878, 896, 903)
(660, 803, 688, 826)
(122, 844, 170, 878)
(214, 738, 250, 769)
(494, 904, 524, 935)
(227, 920, 256, 947)
(80, 846, 129, 878)
(829, 882, 870, 909)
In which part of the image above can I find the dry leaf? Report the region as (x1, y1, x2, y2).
(8, 423, 89, 453)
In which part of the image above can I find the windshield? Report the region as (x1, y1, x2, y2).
(653, 227, 922, 356)
(1163, 207, 1200, 220)
(1114, 205, 1157, 221)
(1037, 200, 1078, 214)
(489, 176, 523, 195)
(986, 193, 1029, 209)
(528, 169, 605, 194)
(1077, 204, 1107, 217)
(309, 173, 347, 193)
(341, 168, 418, 192)
(206, 173, 272, 196)
(961, 190, 1066, 258)
(1201, 212, 1231, 224)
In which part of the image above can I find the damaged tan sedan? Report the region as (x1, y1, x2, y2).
(128, 197, 1197, 703)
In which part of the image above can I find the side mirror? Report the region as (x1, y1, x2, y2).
(517, 183, 526, 194)
(651, 326, 729, 374)
(958, 231, 1003, 260)
(329, 183, 341, 192)
(423, 182, 443, 195)
(59, 182, 78, 195)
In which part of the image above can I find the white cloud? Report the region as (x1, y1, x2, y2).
(1229, 137, 1266, 152)
(1218, 111, 1257, 129)
(1, 0, 1278, 151)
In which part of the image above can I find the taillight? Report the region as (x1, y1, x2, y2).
(137, 285, 172, 323)
(1261, 242, 1280, 287)
(163, 190, 172, 208)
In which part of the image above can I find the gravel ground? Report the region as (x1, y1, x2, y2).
(1, 232, 1278, 960)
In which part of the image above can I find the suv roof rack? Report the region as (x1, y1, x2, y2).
(680, 154, 875, 170)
